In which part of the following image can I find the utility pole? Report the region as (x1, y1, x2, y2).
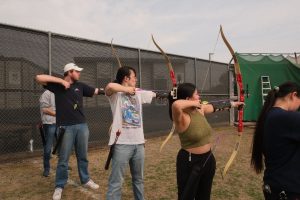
(209, 53, 214, 61)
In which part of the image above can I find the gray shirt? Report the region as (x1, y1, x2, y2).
(39, 90, 56, 124)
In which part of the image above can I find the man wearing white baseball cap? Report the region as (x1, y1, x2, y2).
(36, 63, 104, 200)
(63, 63, 83, 73)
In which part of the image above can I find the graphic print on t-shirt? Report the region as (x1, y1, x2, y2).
(72, 87, 81, 111)
(121, 94, 141, 128)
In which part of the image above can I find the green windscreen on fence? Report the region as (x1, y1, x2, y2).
(236, 53, 300, 121)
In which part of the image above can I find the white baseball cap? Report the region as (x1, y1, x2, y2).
(63, 63, 83, 73)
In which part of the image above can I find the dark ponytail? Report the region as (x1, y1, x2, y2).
(251, 81, 300, 173)
(168, 83, 196, 120)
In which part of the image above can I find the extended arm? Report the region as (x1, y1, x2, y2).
(202, 99, 244, 114)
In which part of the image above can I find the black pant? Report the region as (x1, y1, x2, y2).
(176, 149, 216, 200)
(263, 184, 300, 200)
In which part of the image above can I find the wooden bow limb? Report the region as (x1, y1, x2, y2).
(220, 25, 244, 178)
(151, 34, 178, 152)
(111, 38, 122, 68)
(159, 123, 176, 152)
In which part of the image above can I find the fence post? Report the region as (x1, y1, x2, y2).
(48, 32, 52, 75)
(138, 48, 142, 88)
(210, 62, 212, 90)
(194, 57, 197, 86)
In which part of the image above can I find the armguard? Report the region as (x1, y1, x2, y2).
(210, 99, 232, 112)
(155, 91, 169, 99)
(97, 88, 105, 95)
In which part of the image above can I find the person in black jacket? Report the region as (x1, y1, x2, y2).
(251, 81, 300, 200)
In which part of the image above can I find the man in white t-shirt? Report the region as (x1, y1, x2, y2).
(105, 66, 155, 200)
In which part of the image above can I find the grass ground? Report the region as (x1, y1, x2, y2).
(0, 126, 263, 200)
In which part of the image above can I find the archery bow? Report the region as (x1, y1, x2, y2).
(104, 39, 123, 169)
(151, 35, 177, 152)
(220, 25, 244, 178)
(151, 35, 177, 87)
(107, 39, 123, 136)
(111, 39, 122, 69)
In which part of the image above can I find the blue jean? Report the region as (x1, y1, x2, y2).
(43, 124, 57, 172)
(106, 144, 145, 200)
(55, 123, 90, 188)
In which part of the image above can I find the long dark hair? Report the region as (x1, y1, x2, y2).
(114, 66, 136, 84)
(251, 81, 300, 173)
(168, 83, 196, 120)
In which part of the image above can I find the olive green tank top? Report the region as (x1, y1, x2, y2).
(178, 111, 212, 149)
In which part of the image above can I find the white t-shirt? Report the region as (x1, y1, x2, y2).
(39, 90, 56, 124)
(107, 90, 154, 145)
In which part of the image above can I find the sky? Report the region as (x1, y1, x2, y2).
(0, 0, 299, 63)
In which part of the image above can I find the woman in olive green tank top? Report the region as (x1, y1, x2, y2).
(168, 83, 243, 200)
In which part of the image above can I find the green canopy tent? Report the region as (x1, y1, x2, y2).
(235, 53, 300, 121)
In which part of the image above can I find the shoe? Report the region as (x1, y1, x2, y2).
(84, 179, 99, 190)
(43, 170, 50, 177)
(52, 188, 63, 200)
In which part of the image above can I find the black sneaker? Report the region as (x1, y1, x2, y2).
(43, 170, 50, 177)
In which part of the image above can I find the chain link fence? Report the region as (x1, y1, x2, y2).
(0, 23, 230, 157)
